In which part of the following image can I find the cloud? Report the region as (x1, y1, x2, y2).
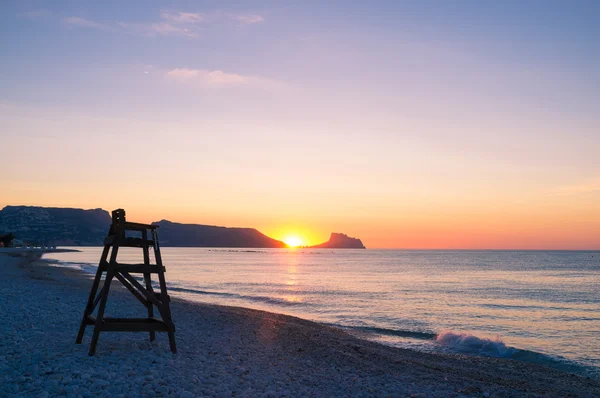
(62, 18, 199, 38)
(160, 10, 265, 25)
(167, 68, 251, 85)
(160, 11, 203, 24)
(63, 16, 112, 30)
(45, 9, 264, 38)
(228, 13, 265, 24)
(165, 68, 283, 90)
(555, 180, 600, 197)
(149, 22, 199, 38)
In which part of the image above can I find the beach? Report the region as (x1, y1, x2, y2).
(1, 254, 599, 398)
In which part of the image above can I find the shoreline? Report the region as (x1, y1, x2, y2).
(1, 255, 599, 397)
(0, 247, 80, 263)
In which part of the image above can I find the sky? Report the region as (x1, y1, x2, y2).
(1, 1, 599, 249)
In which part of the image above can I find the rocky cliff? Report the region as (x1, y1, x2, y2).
(310, 233, 366, 249)
(0, 206, 111, 246)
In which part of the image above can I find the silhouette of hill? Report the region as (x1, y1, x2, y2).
(0, 206, 365, 249)
(151, 220, 287, 248)
(0, 205, 111, 246)
(310, 233, 366, 249)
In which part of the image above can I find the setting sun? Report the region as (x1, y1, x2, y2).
(283, 236, 305, 248)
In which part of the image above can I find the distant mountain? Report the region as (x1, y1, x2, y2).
(0, 205, 111, 246)
(310, 233, 366, 249)
(0, 205, 366, 249)
(152, 220, 287, 248)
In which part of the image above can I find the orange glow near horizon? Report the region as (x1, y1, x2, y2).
(1, 197, 599, 249)
(1, 192, 599, 250)
(282, 235, 306, 248)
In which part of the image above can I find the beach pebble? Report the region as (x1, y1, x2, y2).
(1, 255, 598, 398)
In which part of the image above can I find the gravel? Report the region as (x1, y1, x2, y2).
(1, 254, 599, 398)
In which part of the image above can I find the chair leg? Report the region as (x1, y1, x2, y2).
(88, 271, 114, 356)
(76, 246, 109, 344)
(144, 272, 156, 342)
(153, 235, 177, 353)
(167, 324, 177, 354)
(76, 269, 101, 343)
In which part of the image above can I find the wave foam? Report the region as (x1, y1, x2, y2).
(345, 325, 437, 340)
(435, 331, 596, 377)
(436, 331, 512, 357)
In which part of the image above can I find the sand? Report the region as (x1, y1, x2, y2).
(1, 254, 599, 398)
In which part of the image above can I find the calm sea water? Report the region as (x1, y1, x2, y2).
(45, 248, 600, 379)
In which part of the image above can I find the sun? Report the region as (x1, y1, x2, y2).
(283, 235, 305, 248)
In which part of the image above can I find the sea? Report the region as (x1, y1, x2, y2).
(45, 248, 600, 379)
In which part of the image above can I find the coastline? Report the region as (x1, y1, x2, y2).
(1, 255, 599, 397)
(0, 247, 80, 262)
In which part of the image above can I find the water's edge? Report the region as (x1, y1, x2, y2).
(46, 253, 600, 380)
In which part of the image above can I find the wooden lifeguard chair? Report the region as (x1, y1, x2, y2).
(76, 209, 176, 355)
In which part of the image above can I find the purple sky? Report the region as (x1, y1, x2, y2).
(1, 1, 599, 248)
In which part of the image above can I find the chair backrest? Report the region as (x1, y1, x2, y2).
(112, 209, 126, 225)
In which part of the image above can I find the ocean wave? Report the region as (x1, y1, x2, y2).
(343, 326, 597, 378)
(207, 249, 268, 253)
(49, 261, 98, 274)
(167, 286, 309, 307)
(168, 286, 237, 297)
(479, 303, 586, 311)
(436, 331, 513, 356)
(435, 331, 597, 378)
(221, 282, 376, 297)
(342, 325, 436, 340)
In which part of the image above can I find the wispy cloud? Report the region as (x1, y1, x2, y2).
(160, 10, 265, 25)
(115, 21, 197, 38)
(167, 68, 251, 86)
(554, 179, 600, 197)
(227, 13, 265, 24)
(166, 68, 279, 89)
(148, 22, 198, 38)
(35, 9, 264, 39)
(63, 16, 112, 31)
(160, 11, 203, 24)
(62, 14, 199, 38)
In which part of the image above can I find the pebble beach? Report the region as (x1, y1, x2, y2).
(1, 254, 599, 398)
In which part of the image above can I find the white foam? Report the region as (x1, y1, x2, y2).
(436, 331, 513, 357)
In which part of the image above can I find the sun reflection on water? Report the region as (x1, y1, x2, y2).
(285, 253, 298, 287)
(282, 295, 302, 303)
